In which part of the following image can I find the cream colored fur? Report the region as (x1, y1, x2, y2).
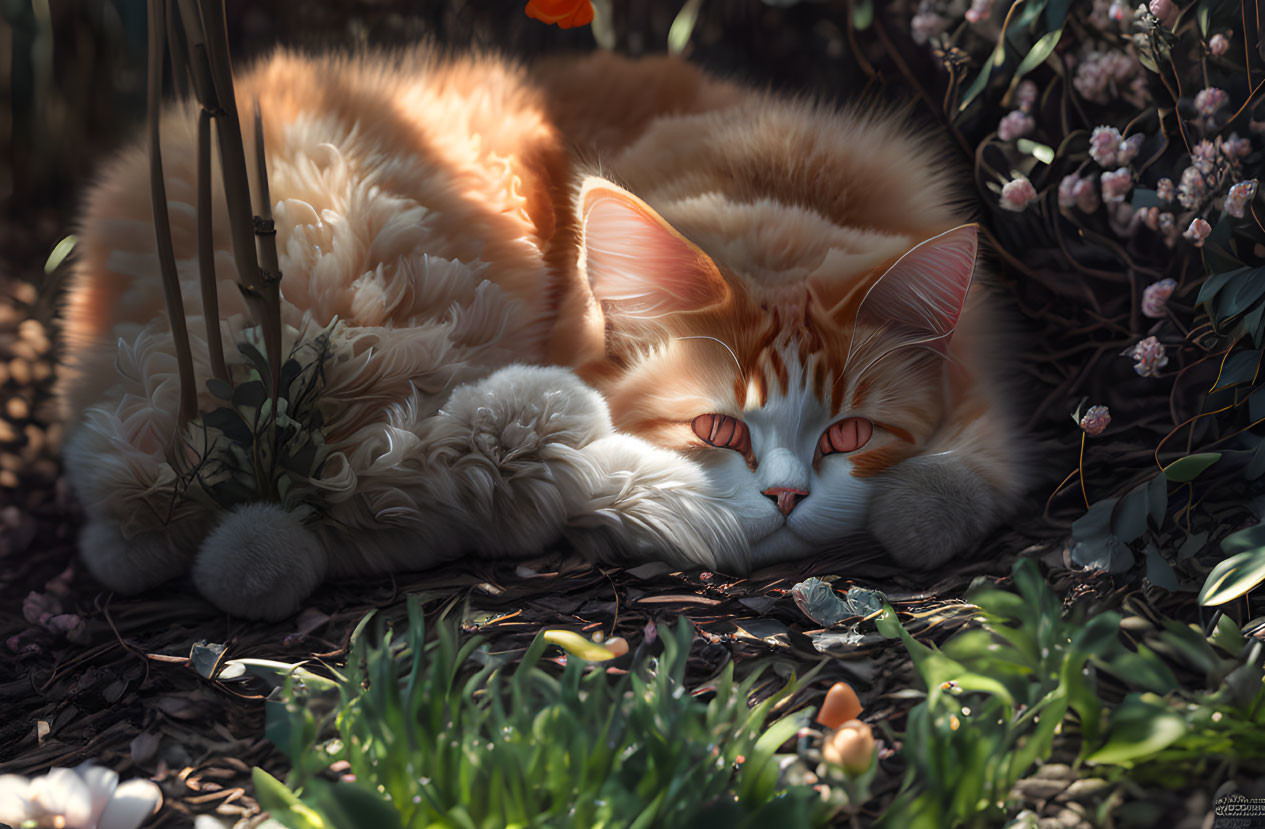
(59, 48, 1020, 620)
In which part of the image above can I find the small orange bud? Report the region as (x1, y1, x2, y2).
(816, 681, 863, 730)
(524, 0, 594, 28)
(822, 720, 876, 775)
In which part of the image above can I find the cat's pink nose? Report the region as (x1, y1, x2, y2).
(762, 486, 808, 516)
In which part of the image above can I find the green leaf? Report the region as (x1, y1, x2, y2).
(1210, 613, 1247, 655)
(1198, 527, 1265, 606)
(1045, 0, 1072, 28)
(1016, 139, 1055, 164)
(1112, 483, 1152, 543)
(667, 0, 704, 55)
(1086, 694, 1187, 765)
(1217, 269, 1265, 321)
(852, 0, 874, 30)
(1212, 350, 1260, 391)
(1145, 547, 1179, 591)
(304, 778, 404, 829)
(1246, 436, 1265, 481)
(1163, 453, 1222, 482)
(1012, 29, 1063, 83)
(1146, 474, 1168, 525)
(1197, 267, 1251, 306)
(44, 234, 78, 274)
(252, 768, 329, 829)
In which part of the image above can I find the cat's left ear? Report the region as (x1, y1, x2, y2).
(578, 177, 730, 323)
(843, 224, 978, 355)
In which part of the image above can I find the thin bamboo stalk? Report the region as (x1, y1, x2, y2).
(191, 0, 283, 396)
(197, 107, 230, 382)
(147, 0, 198, 426)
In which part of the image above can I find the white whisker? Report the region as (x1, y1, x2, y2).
(676, 335, 742, 373)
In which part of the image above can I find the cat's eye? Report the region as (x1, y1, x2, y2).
(692, 414, 752, 457)
(816, 417, 874, 459)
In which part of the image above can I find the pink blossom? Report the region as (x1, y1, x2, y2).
(1074, 178, 1100, 212)
(1141, 206, 1161, 230)
(1000, 176, 1038, 212)
(1183, 217, 1212, 246)
(1016, 80, 1038, 112)
(1149, 0, 1177, 27)
(965, 0, 995, 23)
(1191, 139, 1218, 174)
(1117, 133, 1145, 165)
(1090, 126, 1123, 166)
(1125, 336, 1168, 377)
(1109, 202, 1140, 236)
(1210, 34, 1230, 56)
(1219, 132, 1252, 159)
(1156, 177, 1175, 201)
(1178, 166, 1207, 208)
(911, 12, 949, 45)
(998, 110, 1035, 142)
(1079, 405, 1112, 436)
(1058, 174, 1081, 208)
(1194, 87, 1229, 117)
(1101, 168, 1133, 202)
(1225, 180, 1259, 218)
(1141, 278, 1177, 318)
(1074, 50, 1137, 104)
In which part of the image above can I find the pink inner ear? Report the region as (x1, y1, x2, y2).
(844, 224, 978, 372)
(580, 180, 727, 320)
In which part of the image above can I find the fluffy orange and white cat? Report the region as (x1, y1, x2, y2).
(58, 48, 1023, 619)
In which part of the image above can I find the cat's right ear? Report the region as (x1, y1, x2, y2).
(578, 178, 730, 323)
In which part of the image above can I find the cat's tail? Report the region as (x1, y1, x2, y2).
(192, 502, 327, 622)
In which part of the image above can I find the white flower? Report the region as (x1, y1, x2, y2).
(1074, 177, 1100, 212)
(1124, 336, 1169, 377)
(910, 12, 950, 44)
(1079, 405, 1112, 436)
(1225, 180, 1259, 218)
(1000, 176, 1038, 212)
(1141, 278, 1177, 318)
(1156, 177, 1175, 201)
(0, 764, 161, 829)
(1015, 79, 1038, 112)
(1210, 33, 1229, 56)
(1178, 165, 1207, 208)
(1183, 217, 1212, 246)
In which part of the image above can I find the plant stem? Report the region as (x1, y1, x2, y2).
(147, 0, 198, 427)
(197, 107, 230, 382)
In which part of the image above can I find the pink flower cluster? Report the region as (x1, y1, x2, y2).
(1149, 0, 1177, 27)
(1125, 336, 1169, 377)
(965, 0, 995, 23)
(1178, 166, 1207, 209)
(1090, 127, 1144, 167)
(999, 110, 1035, 141)
(1059, 174, 1100, 212)
(1101, 168, 1133, 202)
(1210, 34, 1230, 56)
(1141, 278, 1177, 318)
(1073, 48, 1142, 105)
(911, 6, 950, 44)
(1194, 87, 1230, 117)
(1000, 176, 1038, 212)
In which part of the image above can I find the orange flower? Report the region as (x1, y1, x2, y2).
(524, 0, 594, 28)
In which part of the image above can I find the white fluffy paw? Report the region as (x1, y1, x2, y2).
(432, 366, 616, 556)
(192, 503, 328, 620)
(78, 519, 198, 594)
(559, 434, 749, 572)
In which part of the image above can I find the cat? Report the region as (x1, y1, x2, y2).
(57, 47, 1023, 620)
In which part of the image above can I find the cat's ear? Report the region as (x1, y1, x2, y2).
(832, 224, 978, 376)
(840, 224, 978, 360)
(578, 177, 729, 321)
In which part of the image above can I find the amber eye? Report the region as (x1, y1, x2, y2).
(692, 414, 752, 456)
(816, 417, 874, 459)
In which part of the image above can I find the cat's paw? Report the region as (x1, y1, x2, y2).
(192, 503, 327, 621)
(559, 434, 750, 572)
(867, 455, 999, 569)
(78, 519, 198, 594)
(430, 365, 616, 556)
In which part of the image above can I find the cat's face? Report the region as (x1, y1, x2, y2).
(572, 178, 979, 566)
